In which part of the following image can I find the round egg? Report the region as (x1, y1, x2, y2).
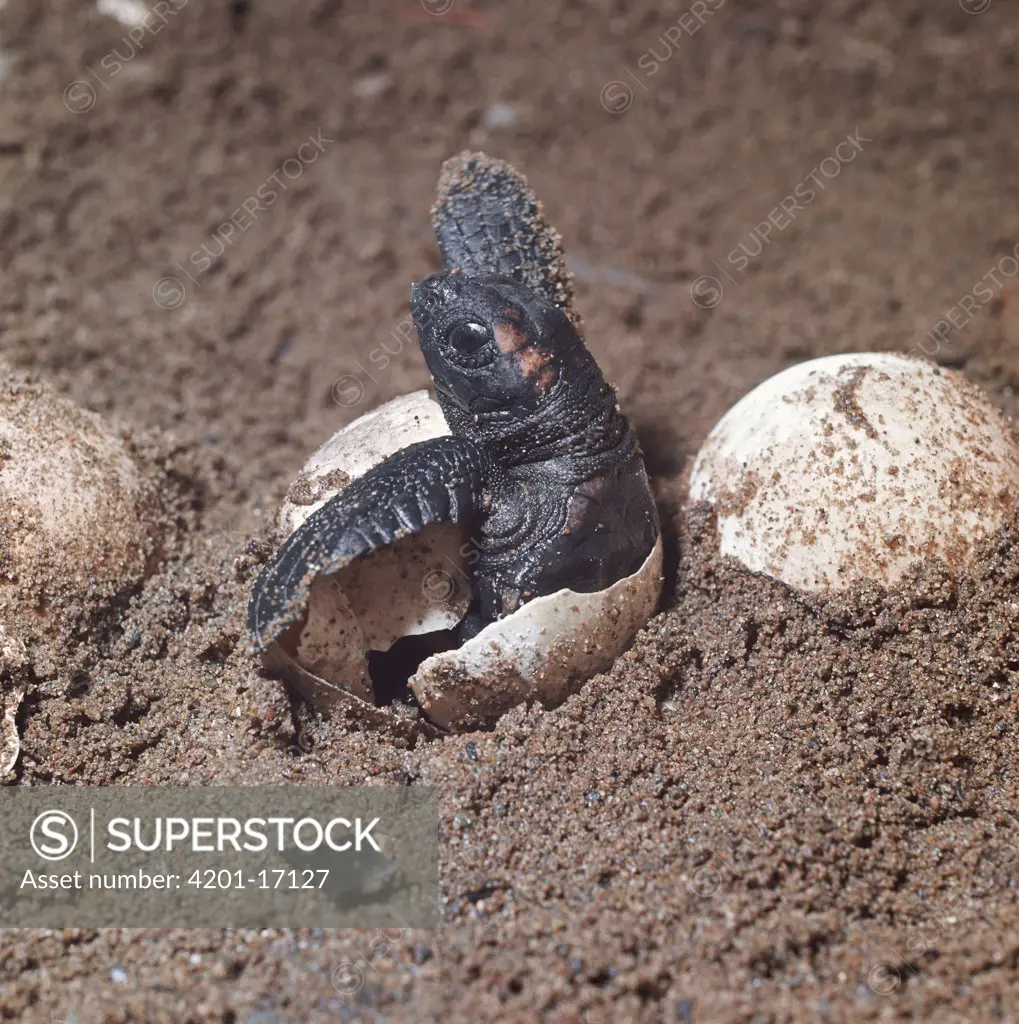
(0, 365, 159, 642)
(263, 391, 663, 731)
(688, 352, 1019, 594)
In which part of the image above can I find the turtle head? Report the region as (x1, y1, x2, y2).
(410, 272, 595, 439)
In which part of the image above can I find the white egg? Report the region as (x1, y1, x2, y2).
(0, 365, 158, 640)
(266, 391, 663, 731)
(688, 352, 1019, 594)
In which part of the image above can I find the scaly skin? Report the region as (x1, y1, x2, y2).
(410, 271, 658, 630)
(247, 437, 494, 651)
(433, 150, 578, 322)
(248, 153, 658, 652)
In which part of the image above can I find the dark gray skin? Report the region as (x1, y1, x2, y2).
(410, 271, 658, 632)
(247, 153, 659, 654)
(246, 273, 658, 649)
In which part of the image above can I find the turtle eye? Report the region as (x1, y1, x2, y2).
(446, 321, 491, 356)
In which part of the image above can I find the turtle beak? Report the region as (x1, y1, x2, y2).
(411, 274, 439, 312)
(411, 273, 457, 331)
(409, 279, 430, 306)
(412, 272, 456, 300)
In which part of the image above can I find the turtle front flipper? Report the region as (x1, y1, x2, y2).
(433, 151, 578, 323)
(247, 435, 493, 654)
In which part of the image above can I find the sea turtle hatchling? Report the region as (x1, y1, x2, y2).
(247, 152, 662, 730)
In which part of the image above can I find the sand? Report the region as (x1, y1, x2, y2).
(1, 0, 1018, 1020)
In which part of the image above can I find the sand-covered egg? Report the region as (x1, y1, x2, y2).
(255, 391, 663, 731)
(688, 352, 1019, 594)
(0, 364, 159, 644)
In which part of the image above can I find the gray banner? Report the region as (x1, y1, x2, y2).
(0, 787, 437, 928)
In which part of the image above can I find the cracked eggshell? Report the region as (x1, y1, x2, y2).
(688, 352, 1019, 594)
(279, 390, 452, 534)
(0, 365, 158, 639)
(271, 391, 473, 710)
(410, 535, 663, 731)
(270, 389, 664, 731)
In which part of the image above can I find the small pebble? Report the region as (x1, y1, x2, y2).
(482, 103, 518, 129)
(97, 0, 150, 27)
(352, 72, 392, 100)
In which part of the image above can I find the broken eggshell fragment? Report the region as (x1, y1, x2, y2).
(269, 390, 471, 711)
(260, 390, 663, 731)
(278, 390, 452, 534)
(411, 538, 662, 731)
